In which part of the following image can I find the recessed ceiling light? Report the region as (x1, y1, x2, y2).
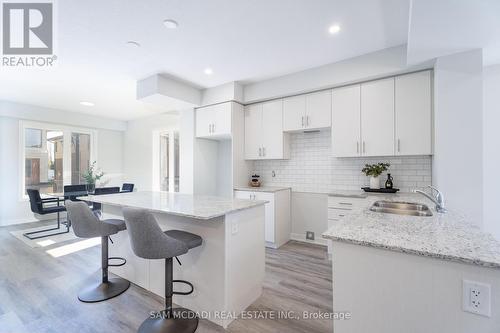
(126, 41, 141, 48)
(204, 68, 213, 75)
(328, 24, 341, 34)
(80, 101, 95, 107)
(163, 19, 179, 29)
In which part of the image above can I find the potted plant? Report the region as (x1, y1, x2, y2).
(362, 163, 390, 189)
(82, 161, 104, 193)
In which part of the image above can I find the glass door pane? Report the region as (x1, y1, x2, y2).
(71, 133, 91, 184)
(25, 129, 64, 194)
(174, 131, 179, 192)
(160, 133, 169, 191)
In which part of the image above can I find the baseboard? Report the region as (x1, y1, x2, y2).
(290, 233, 328, 247)
(0, 217, 40, 227)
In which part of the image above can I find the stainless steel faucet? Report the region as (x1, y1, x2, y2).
(413, 185, 447, 213)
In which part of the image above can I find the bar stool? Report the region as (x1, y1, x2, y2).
(123, 207, 202, 333)
(65, 200, 130, 302)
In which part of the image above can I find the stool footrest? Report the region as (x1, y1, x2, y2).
(108, 256, 127, 267)
(173, 279, 194, 295)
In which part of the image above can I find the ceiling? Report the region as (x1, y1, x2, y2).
(0, 0, 411, 120)
(407, 0, 500, 65)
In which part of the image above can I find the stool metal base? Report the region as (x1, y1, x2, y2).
(138, 308, 199, 333)
(78, 277, 130, 303)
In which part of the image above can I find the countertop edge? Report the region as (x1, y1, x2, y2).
(322, 234, 500, 270)
(234, 187, 291, 193)
(79, 196, 267, 220)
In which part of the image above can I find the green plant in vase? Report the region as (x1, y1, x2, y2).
(82, 161, 104, 193)
(362, 162, 390, 189)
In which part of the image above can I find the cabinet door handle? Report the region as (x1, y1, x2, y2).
(339, 202, 352, 206)
(258, 148, 262, 157)
(213, 123, 216, 133)
(356, 141, 359, 154)
(397, 139, 401, 153)
(306, 115, 310, 126)
(363, 141, 366, 154)
(263, 147, 266, 156)
(301, 116, 304, 127)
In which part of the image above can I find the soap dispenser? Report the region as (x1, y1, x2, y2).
(385, 174, 394, 189)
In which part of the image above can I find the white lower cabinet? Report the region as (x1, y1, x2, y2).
(327, 195, 367, 257)
(234, 189, 291, 248)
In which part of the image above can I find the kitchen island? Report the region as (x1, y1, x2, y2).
(83, 191, 267, 328)
(323, 192, 500, 333)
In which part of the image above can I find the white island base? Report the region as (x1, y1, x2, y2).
(103, 204, 265, 328)
(331, 241, 500, 333)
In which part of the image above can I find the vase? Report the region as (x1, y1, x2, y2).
(369, 176, 380, 189)
(86, 182, 96, 194)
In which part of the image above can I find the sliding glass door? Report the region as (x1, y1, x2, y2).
(21, 121, 96, 197)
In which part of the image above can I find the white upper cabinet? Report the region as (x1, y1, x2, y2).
(196, 102, 232, 139)
(283, 90, 331, 131)
(360, 78, 395, 156)
(331, 85, 361, 157)
(244, 104, 262, 160)
(262, 100, 285, 159)
(244, 100, 289, 160)
(331, 71, 432, 157)
(283, 95, 306, 131)
(395, 71, 432, 155)
(306, 90, 332, 129)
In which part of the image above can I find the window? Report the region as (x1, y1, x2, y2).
(21, 121, 96, 197)
(25, 128, 42, 148)
(157, 130, 180, 192)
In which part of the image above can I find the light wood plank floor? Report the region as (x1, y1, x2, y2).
(0, 221, 332, 333)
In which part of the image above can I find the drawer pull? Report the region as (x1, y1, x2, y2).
(339, 214, 345, 217)
(338, 202, 353, 205)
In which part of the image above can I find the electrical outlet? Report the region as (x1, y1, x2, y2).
(463, 280, 491, 317)
(231, 222, 238, 235)
(306, 231, 315, 241)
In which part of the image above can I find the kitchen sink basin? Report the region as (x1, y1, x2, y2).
(370, 200, 433, 217)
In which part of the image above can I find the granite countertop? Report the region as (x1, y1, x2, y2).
(81, 191, 266, 220)
(234, 186, 291, 193)
(322, 193, 500, 269)
(327, 190, 368, 198)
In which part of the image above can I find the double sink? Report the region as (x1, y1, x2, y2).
(370, 200, 433, 217)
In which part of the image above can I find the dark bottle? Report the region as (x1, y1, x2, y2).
(385, 173, 394, 189)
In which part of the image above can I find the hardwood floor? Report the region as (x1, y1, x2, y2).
(0, 221, 332, 333)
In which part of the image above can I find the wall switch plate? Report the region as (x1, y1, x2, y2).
(463, 280, 491, 317)
(231, 222, 238, 235)
(306, 231, 315, 241)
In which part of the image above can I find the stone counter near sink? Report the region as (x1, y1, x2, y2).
(323, 192, 500, 333)
(322, 192, 500, 269)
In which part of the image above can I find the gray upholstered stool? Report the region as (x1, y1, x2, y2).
(65, 200, 130, 303)
(123, 207, 202, 333)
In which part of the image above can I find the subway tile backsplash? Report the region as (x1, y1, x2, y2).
(252, 130, 432, 193)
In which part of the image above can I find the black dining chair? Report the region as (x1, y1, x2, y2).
(92, 187, 121, 215)
(64, 184, 88, 201)
(24, 189, 70, 240)
(121, 183, 134, 193)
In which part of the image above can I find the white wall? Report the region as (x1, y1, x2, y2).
(123, 113, 179, 192)
(433, 50, 483, 225)
(0, 103, 125, 226)
(243, 45, 434, 103)
(0, 100, 126, 131)
(483, 64, 500, 240)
